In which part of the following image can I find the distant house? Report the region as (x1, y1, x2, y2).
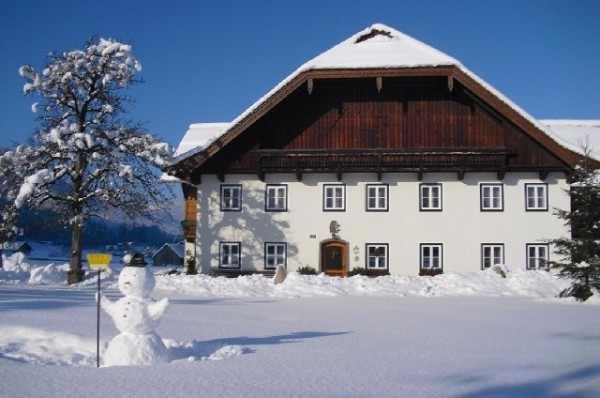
(152, 243, 184, 267)
(2, 241, 33, 256)
(165, 23, 599, 277)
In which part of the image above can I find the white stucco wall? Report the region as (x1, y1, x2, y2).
(194, 172, 569, 275)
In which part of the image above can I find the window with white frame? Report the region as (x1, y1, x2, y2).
(323, 184, 346, 211)
(481, 244, 504, 269)
(526, 244, 549, 270)
(220, 184, 242, 211)
(265, 184, 287, 212)
(366, 244, 388, 270)
(481, 184, 504, 211)
(219, 242, 241, 269)
(366, 184, 389, 211)
(525, 183, 548, 211)
(420, 183, 442, 211)
(420, 244, 443, 271)
(264, 242, 287, 269)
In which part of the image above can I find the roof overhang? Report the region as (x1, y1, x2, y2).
(166, 65, 581, 181)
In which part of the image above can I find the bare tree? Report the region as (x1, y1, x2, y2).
(0, 37, 174, 283)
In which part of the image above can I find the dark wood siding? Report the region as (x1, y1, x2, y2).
(199, 76, 567, 176)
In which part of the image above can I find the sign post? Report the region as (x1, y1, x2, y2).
(87, 253, 112, 368)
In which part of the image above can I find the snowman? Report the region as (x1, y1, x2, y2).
(97, 253, 170, 366)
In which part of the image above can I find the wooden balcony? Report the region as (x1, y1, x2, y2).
(252, 148, 515, 181)
(180, 220, 196, 240)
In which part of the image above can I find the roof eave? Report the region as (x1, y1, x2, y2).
(170, 64, 579, 180)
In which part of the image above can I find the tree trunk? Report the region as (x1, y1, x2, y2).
(0, 248, 3, 269)
(67, 222, 85, 284)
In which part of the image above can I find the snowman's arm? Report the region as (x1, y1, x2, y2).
(148, 297, 169, 320)
(97, 292, 117, 318)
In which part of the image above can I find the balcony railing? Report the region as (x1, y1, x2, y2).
(252, 148, 514, 180)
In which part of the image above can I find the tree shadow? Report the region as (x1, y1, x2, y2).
(0, 285, 94, 312)
(197, 183, 299, 273)
(166, 330, 351, 362)
(448, 364, 600, 398)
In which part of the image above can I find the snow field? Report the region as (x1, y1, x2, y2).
(1, 255, 599, 397)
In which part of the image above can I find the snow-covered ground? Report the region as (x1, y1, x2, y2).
(1, 253, 599, 397)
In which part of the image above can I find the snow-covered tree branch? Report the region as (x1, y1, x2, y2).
(0, 37, 174, 283)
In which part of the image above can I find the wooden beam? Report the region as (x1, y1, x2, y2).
(447, 75, 454, 92)
(376, 77, 383, 93)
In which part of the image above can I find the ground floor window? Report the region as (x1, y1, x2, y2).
(366, 243, 388, 270)
(526, 244, 549, 270)
(265, 242, 287, 269)
(219, 242, 241, 269)
(420, 244, 443, 273)
(481, 244, 504, 269)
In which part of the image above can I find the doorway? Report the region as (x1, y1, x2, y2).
(320, 240, 348, 277)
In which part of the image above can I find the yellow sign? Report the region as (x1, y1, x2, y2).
(87, 253, 112, 270)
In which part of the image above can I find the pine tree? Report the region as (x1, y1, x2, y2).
(0, 37, 174, 283)
(548, 144, 600, 301)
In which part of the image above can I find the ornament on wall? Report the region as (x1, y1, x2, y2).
(329, 220, 341, 239)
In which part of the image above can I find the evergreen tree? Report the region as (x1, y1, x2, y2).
(0, 37, 174, 283)
(548, 144, 600, 301)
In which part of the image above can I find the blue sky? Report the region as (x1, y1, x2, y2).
(0, 0, 598, 150)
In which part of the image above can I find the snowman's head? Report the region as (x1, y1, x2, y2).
(117, 253, 155, 297)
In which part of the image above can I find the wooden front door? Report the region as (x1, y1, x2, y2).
(321, 240, 348, 277)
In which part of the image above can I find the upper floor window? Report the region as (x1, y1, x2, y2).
(526, 244, 549, 270)
(525, 183, 548, 211)
(323, 184, 346, 211)
(220, 184, 242, 211)
(366, 184, 389, 211)
(420, 183, 442, 211)
(481, 244, 504, 269)
(219, 242, 241, 269)
(265, 242, 287, 269)
(366, 243, 388, 270)
(265, 184, 287, 212)
(481, 184, 504, 211)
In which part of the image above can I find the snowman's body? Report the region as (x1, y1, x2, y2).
(99, 259, 169, 366)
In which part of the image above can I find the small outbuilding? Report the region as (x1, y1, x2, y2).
(2, 241, 33, 255)
(152, 243, 184, 267)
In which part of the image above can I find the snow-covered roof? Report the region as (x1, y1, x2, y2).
(2, 241, 32, 252)
(540, 120, 600, 161)
(300, 23, 461, 70)
(173, 123, 230, 162)
(153, 243, 184, 259)
(172, 23, 594, 170)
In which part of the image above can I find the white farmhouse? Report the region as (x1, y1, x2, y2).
(165, 24, 598, 277)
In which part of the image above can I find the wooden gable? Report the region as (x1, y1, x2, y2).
(167, 26, 581, 184)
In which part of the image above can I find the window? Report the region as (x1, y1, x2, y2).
(526, 244, 549, 270)
(219, 242, 241, 269)
(265, 242, 287, 269)
(481, 184, 504, 211)
(323, 184, 346, 211)
(366, 184, 389, 211)
(420, 184, 442, 211)
(265, 184, 287, 212)
(525, 183, 548, 211)
(420, 244, 443, 271)
(366, 244, 388, 270)
(220, 184, 242, 211)
(481, 244, 504, 269)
